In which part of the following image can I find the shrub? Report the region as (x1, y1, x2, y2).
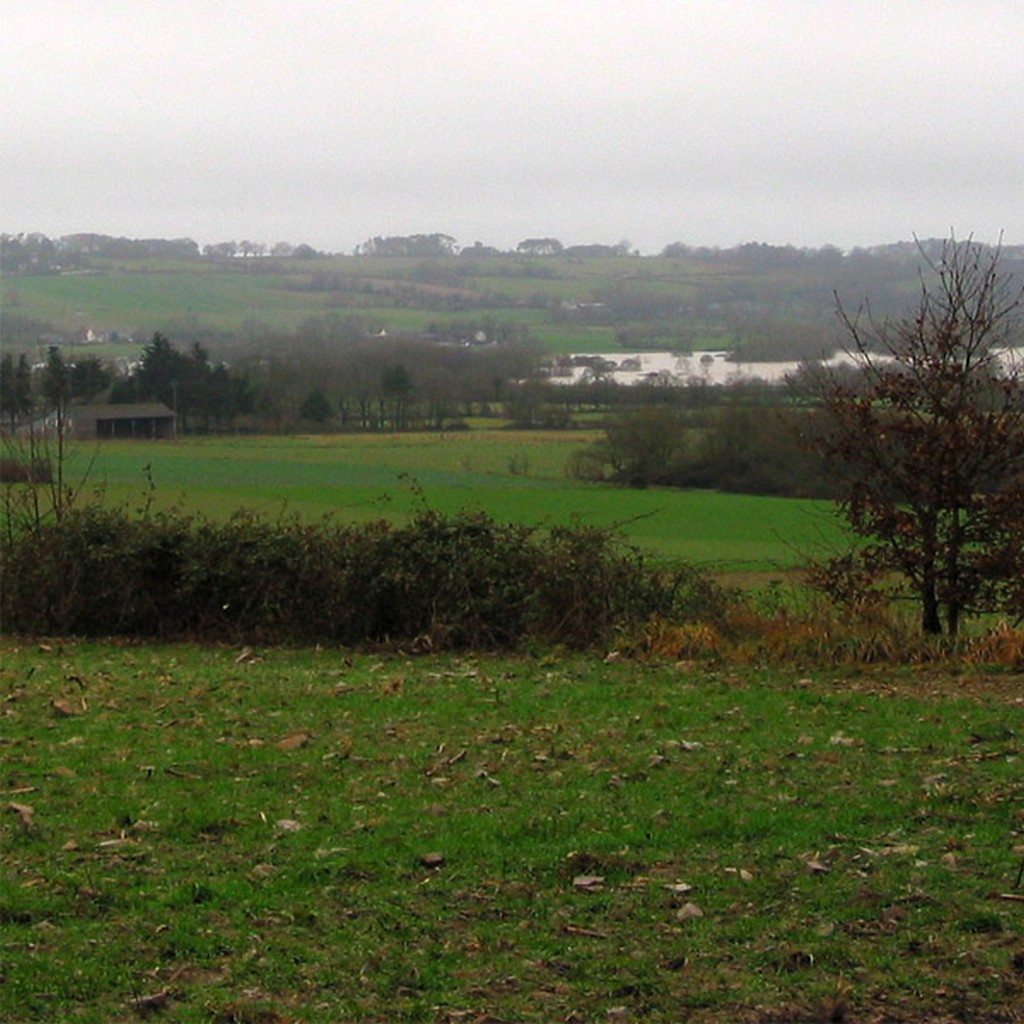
(0, 506, 195, 637)
(0, 458, 53, 484)
(0, 505, 717, 650)
(527, 522, 718, 643)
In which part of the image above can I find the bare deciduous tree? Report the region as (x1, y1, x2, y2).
(813, 235, 1024, 635)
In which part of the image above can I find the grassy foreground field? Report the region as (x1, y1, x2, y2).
(1, 642, 1022, 1022)
(68, 432, 842, 573)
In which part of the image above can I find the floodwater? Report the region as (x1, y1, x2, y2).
(546, 350, 858, 387)
(549, 348, 1024, 387)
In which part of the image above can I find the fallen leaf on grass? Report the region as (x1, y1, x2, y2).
(804, 858, 831, 875)
(562, 923, 608, 938)
(275, 732, 312, 751)
(675, 902, 704, 921)
(97, 837, 135, 850)
(132, 988, 172, 1017)
(724, 867, 754, 881)
(663, 882, 694, 895)
(7, 802, 35, 830)
(573, 874, 605, 891)
(50, 699, 78, 718)
(877, 844, 920, 857)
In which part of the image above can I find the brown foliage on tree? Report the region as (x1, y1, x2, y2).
(813, 236, 1024, 635)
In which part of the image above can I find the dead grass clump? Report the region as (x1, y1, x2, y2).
(640, 617, 722, 660)
(964, 621, 1024, 667)
(714, 599, 933, 667)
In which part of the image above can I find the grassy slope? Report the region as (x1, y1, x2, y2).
(1, 642, 1021, 1022)
(2, 267, 330, 336)
(0, 253, 758, 356)
(72, 432, 842, 571)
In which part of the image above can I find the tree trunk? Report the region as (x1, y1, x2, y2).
(945, 601, 961, 637)
(921, 582, 943, 635)
(944, 508, 963, 636)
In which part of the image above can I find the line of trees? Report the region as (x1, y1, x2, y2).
(0, 326, 546, 436)
(0, 353, 33, 428)
(109, 333, 253, 432)
(0, 336, 252, 435)
(1, 349, 115, 424)
(567, 400, 835, 497)
(237, 321, 540, 431)
(0, 232, 322, 274)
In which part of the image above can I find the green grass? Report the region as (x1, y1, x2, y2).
(67, 431, 843, 571)
(0, 251, 833, 355)
(1, 268, 333, 335)
(2, 641, 1021, 1022)
(0, 263, 628, 354)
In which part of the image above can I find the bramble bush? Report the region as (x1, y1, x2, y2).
(0, 505, 726, 649)
(0, 457, 53, 484)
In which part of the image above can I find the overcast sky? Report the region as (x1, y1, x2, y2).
(3, 1, 1022, 254)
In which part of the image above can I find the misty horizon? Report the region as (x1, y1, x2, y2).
(6, 227, 1022, 260)
(4, 3, 1022, 259)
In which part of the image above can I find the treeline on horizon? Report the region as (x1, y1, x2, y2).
(7, 228, 1024, 272)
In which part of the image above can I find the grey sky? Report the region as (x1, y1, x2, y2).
(3, 1, 1022, 253)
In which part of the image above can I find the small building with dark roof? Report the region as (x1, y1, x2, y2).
(69, 403, 177, 440)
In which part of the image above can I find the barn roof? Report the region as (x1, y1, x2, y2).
(72, 403, 176, 422)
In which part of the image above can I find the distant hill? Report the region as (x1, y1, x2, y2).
(2, 231, 1021, 362)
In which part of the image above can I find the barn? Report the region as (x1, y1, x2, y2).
(70, 403, 177, 440)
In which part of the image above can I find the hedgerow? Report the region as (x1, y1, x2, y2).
(0, 506, 725, 649)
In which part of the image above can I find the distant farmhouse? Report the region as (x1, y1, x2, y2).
(69, 403, 176, 440)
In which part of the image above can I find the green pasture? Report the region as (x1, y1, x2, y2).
(68, 431, 842, 572)
(1, 642, 1021, 1022)
(1, 266, 627, 354)
(1, 269, 334, 336)
(0, 252, 759, 356)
